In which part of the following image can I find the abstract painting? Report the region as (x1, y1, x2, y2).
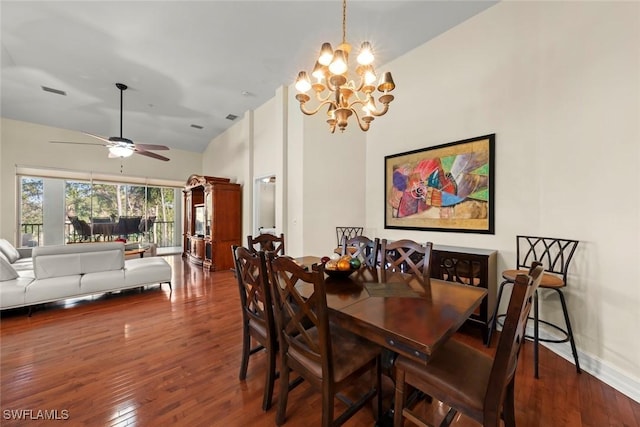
(384, 134, 495, 234)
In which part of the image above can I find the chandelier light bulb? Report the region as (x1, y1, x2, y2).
(318, 43, 334, 66)
(328, 49, 348, 75)
(295, 71, 311, 93)
(364, 68, 377, 85)
(311, 61, 325, 81)
(357, 42, 374, 65)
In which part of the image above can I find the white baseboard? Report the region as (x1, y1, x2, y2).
(541, 337, 640, 404)
(503, 323, 640, 404)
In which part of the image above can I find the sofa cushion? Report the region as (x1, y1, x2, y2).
(124, 257, 172, 287)
(0, 277, 32, 309)
(0, 257, 19, 281)
(80, 270, 126, 293)
(24, 275, 82, 305)
(0, 239, 20, 263)
(12, 257, 34, 272)
(34, 242, 124, 279)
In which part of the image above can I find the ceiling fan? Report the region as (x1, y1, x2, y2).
(50, 83, 170, 161)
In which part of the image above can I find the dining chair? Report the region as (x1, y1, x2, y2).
(247, 233, 285, 256)
(341, 235, 380, 268)
(266, 253, 382, 427)
(138, 216, 156, 241)
(69, 216, 92, 242)
(232, 245, 278, 411)
(488, 235, 580, 378)
(393, 263, 545, 427)
(380, 239, 433, 292)
(335, 226, 363, 248)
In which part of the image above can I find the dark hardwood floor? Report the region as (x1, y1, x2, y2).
(1, 255, 638, 426)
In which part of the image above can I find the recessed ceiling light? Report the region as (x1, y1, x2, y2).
(226, 114, 238, 121)
(190, 124, 203, 129)
(41, 86, 66, 96)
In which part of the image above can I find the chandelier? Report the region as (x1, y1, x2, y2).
(294, 0, 395, 133)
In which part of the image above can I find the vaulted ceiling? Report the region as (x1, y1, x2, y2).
(1, 1, 496, 153)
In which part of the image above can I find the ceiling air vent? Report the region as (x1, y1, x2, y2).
(226, 114, 238, 121)
(41, 86, 66, 96)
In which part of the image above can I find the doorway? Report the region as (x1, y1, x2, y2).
(254, 175, 276, 235)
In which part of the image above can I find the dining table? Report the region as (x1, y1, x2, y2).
(294, 256, 488, 366)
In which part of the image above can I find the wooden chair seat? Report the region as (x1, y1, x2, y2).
(248, 318, 268, 342)
(395, 338, 493, 421)
(288, 325, 382, 382)
(502, 269, 564, 288)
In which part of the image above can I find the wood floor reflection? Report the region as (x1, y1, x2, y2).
(1, 255, 638, 426)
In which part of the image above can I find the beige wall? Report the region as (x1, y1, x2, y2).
(0, 118, 202, 242)
(365, 1, 639, 399)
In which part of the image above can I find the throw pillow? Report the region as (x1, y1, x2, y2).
(0, 256, 19, 281)
(0, 239, 20, 263)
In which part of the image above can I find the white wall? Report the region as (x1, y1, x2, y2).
(366, 1, 639, 399)
(201, 110, 250, 238)
(0, 118, 201, 243)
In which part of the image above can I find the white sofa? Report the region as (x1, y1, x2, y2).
(0, 240, 172, 311)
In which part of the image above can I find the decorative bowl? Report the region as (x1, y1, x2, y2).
(324, 267, 355, 278)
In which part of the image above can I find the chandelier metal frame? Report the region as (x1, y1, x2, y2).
(294, 0, 395, 133)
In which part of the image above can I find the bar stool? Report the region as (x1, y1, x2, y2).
(489, 235, 580, 378)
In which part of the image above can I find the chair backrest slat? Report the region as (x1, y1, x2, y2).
(342, 235, 380, 268)
(247, 233, 285, 256)
(336, 226, 364, 247)
(380, 239, 433, 290)
(516, 235, 578, 282)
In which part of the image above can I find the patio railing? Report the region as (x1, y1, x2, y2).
(20, 221, 178, 248)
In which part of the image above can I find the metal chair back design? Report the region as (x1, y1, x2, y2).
(335, 226, 363, 247)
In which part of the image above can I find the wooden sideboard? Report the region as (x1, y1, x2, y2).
(430, 245, 497, 344)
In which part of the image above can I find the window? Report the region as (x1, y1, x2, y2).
(19, 177, 43, 247)
(19, 173, 181, 248)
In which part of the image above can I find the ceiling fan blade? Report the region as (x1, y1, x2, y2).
(135, 143, 169, 151)
(135, 150, 170, 162)
(50, 140, 106, 146)
(83, 132, 114, 144)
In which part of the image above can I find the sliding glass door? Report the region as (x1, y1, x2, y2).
(19, 175, 180, 248)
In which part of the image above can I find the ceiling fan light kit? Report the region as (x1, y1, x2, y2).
(108, 145, 134, 158)
(294, 0, 396, 133)
(49, 83, 170, 162)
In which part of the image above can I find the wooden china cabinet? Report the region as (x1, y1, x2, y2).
(182, 175, 241, 271)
